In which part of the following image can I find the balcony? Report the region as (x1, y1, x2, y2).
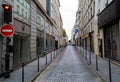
(98, 0, 120, 28)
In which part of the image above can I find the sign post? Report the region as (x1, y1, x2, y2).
(0, 24, 14, 78)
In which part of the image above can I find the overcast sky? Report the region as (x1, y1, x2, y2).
(59, 0, 78, 40)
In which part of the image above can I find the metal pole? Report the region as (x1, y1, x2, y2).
(89, 50, 91, 64)
(37, 56, 39, 72)
(85, 39, 87, 60)
(109, 59, 112, 82)
(56, 49, 57, 56)
(4, 37, 10, 78)
(22, 63, 24, 82)
(0, 1, 3, 75)
(55, 50, 56, 57)
(51, 51, 52, 61)
(96, 55, 98, 71)
(86, 45, 87, 60)
(109, 21, 112, 82)
(89, 34, 91, 64)
(0, 35, 2, 77)
(46, 54, 47, 65)
(83, 39, 84, 57)
(54, 50, 55, 59)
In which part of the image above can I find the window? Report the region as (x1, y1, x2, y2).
(24, 1, 27, 7)
(26, 12, 28, 19)
(27, 3, 30, 9)
(21, 9, 24, 17)
(19, 0, 23, 4)
(17, 5, 20, 14)
(91, 7, 92, 17)
(105, 0, 108, 7)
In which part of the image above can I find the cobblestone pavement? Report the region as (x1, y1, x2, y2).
(34, 46, 103, 82)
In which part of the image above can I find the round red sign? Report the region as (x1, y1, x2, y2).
(0, 24, 14, 37)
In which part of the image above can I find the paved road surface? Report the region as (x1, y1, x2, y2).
(34, 46, 103, 82)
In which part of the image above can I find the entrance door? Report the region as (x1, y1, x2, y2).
(13, 36, 30, 67)
(98, 39, 103, 58)
(104, 27, 111, 58)
(13, 36, 21, 67)
(55, 41, 58, 49)
(104, 23, 119, 59)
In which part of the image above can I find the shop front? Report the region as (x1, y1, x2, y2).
(37, 30, 44, 56)
(82, 33, 94, 52)
(104, 23, 120, 60)
(98, 0, 120, 60)
(13, 19, 30, 68)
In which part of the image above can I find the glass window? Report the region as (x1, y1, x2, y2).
(21, 9, 24, 17)
(27, 3, 30, 9)
(17, 5, 20, 14)
(24, 1, 27, 7)
(19, 0, 23, 4)
(26, 12, 28, 19)
(91, 7, 92, 17)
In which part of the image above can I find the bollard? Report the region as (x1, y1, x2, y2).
(83, 48, 84, 57)
(89, 50, 91, 64)
(56, 50, 57, 56)
(58, 49, 59, 55)
(96, 55, 98, 71)
(85, 50, 87, 60)
(54, 50, 56, 57)
(109, 59, 112, 82)
(51, 52, 52, 61)
(37, 56, 39, 72)
(22, 63, 24, 82)
(54, 51, 55, 59)
(46, 54, 47, 65)
(56, 49, 57, 56)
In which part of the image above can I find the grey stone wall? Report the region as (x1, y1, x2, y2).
(30, 0, 37, 60)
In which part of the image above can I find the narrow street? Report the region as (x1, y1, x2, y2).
(33, 46, 103, 82)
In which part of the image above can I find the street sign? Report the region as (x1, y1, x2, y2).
(0, 24, 14, 37)
(75, 28, 78, 33)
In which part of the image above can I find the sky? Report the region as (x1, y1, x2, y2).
(59, 0, 78, 40)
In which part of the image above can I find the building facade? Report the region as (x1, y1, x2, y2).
(98, 0, 120, 60)
(51, 0, 63, 48)
(75, 0, 120, 60)
(0, 0, 62, 76)
(13, 0, 31, 68)
(75, 0, 96, 54)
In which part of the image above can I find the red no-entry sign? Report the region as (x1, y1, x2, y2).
(0, 24, 14, 37)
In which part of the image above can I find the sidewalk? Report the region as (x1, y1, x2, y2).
(77, 47, 120, 82)
(0, 48, 64, 82)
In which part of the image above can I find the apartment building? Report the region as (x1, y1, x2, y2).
(76, 0, 96, 54)
(51, 0, 63, 48)
(75, 0, 120, 60)
(0, 0, 62, 75)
